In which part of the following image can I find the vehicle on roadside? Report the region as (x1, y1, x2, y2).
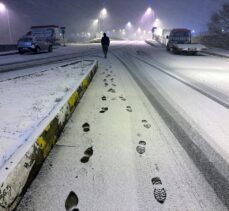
(166, 28, 206, 55)
(29, 25, 64, 45)
(161, 29, 172, 45)
(17, 35, 53, 54)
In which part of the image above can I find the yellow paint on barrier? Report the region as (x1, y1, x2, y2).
(37, 136, 46, 151)
(82, 78, 88, 89)
(68, 91, 78, 108)
(36, 136, 50, 158)
(45, 125, 50, 132)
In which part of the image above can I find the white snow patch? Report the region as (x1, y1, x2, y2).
(0, 60, 94, 169)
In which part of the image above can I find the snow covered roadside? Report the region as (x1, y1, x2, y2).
(203, 47, 229, 58)
(0, 50, 18, 57)
(145, 39, 229, 58)
(0, 59, 98, 210)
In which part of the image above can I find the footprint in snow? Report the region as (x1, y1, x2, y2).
(82, 123, 90, 132)
(65, 191, 79, 211)
(126, 106, 133, 112)
(101, 96, 107, 101)
(119, 96, 126, 101)
(100, 107, 108, 113)
(136, 140, 146, 155)
(151, 177, 167, 204)
(108, 88, 116, 93)
(142, 120, 151, 129)
(80, 147, 94, 163)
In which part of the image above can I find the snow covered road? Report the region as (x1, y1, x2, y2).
(16, 41, 229, 210)
(0, 44, 99, 73)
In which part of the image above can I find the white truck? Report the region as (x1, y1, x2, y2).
(166, 28, 207, 55)
(26, 25, 64, 45)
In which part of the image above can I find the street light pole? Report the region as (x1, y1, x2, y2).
(99, 8, 107, 33)
(98, 18, 101, 36)
(6, 8, 12, 44)
(0, 2, 13, 44)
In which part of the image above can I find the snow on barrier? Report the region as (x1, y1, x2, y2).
(0, 60, 98, 211)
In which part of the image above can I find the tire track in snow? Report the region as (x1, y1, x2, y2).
(112, 51, 229, 209)
(132, 54, 229, 110)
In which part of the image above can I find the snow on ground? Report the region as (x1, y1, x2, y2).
(0, 44, 99, 66)
(131, 41, 229, 102)
(134, 58, 229, 161)
(208, 47, 229, 57)
(0, 50, 17, 56)
(0, 60, 94, 170)
(17, 52, 226, 211)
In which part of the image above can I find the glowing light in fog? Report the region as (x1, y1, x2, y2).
(127, 22, 132, 28)
(0, 2, 6, 12)
(100, 8, 107, 19)
(145, 7, 152, 16)
(153, 18, 160, 27)
(93, 19, 99, 25)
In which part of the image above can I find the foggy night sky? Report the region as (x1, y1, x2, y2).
(0, 0, 228, 43)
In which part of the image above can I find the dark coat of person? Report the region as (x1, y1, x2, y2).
(101, 34, 110, 46)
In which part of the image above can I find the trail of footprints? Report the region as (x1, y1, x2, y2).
(136, 120, 151, 155)
(66, 65, 167, 209)
(135, 120, 167, 204)
(104, 66, 167, 204)
(65, 66, 114, 210)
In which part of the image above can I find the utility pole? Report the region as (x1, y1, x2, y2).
(61, 27, 66, 47)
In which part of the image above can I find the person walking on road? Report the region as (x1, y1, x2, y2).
(101, 33, 110, 58)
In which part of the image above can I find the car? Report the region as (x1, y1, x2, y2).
(165, 28, 207, 55)
(17, 36, 53, 54)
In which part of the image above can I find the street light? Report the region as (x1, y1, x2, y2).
(145, 7, 152, 16)
(127, 22, 132, 28)
(98, 8, 108, 35)
(153, 18, 160, 27)
(100, 8, 107, 19)
(0, 2, 6, 11)
(0, 2, 12, 43)
(93, 19, 99, 24)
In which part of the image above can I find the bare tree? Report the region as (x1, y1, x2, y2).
(202, 3, 229, 49)
(208, 3, 229, 35)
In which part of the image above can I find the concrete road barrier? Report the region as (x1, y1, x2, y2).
(0, 60, 98, 211)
